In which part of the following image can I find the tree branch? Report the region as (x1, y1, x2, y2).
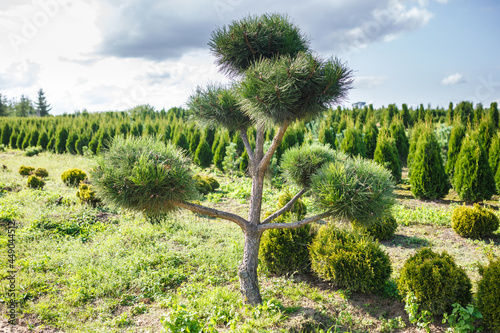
(261, 188, 309, 224)
(240, 128, 254, 168)
(258, 212, 331, 231)
(258, 121, 289, 175)
(176, 201, 249, 230)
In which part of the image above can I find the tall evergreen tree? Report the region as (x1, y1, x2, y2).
(374, 130, 401, 182)
(363, 119, 378, 159)
(340, 125, 365, 157)
(1, 123, 11, 145)
(489, 102, 499, 129)
(55, 128, 69, 154)
(15, 95, 33, 117)
(389, 116, 409, 166)
(445, 121, 466, 177)
(0, 93, 8, 117)
(446, 102, 454, 125)
(35, 89, 51, 117)
(455, 101, 474, 124)
(410, 125, 449, 199)
(453, 131, 496, 202)
(37, 131, 49, 150)
(401, 103, 411, 128)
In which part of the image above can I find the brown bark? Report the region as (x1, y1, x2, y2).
(238, 226, 263, 305)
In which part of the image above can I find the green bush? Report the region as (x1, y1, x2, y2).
(76, 183, 101, 207)
(409, 124, 450, 199)
(34, 167, 49, 178)
(193, 174, 219, 195)
(477, 258, 500, 332)
(194, 140, 212, 168)
(19, 165, 35, 176)
(61, 168, 87, 187)
(309, 225, 392, 293)
(27, 175, 45, 189)
(389, 117, 409, 165)
(311, 156, 395, 225)
(276, 190, 307, 220)
(25, 146, 43, 157)
(363, 119, 378, 159)
(280, 143, 340, 188)
(453, 131, 496, 202)
(451, 204, 499, 239)
(340, 126, 366, 157)
(397, 248, 472, 316)
(374, 129, 401, 182)
(352, 214, 398, 241)
(91, 136, 197, 215)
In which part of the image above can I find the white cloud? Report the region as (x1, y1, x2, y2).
(354, 76, 388, 89)
(441, 73, 466, 85)
(0, 60, 41, 88)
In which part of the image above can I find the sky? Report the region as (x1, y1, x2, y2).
(0, 0, 499, 115)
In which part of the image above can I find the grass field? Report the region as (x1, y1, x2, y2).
(1, 149, 499, 332)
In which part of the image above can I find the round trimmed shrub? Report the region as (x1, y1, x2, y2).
(477, 258, 500, 332)
(311, 156, 395, 225)
(397, 248, 472, 315)
(260, 223, 313, 275)
(61, 168, 87, 187)
(91, 136, 197, 215)
(19, 165, 35, 176)
(34, 167, 49, 178)
(193, 174, 219, 195)
(27, 175, 45, 189)
(76, 183, 101, 207)
(280, 143, 341, 188)
(352, 214, 398, 241)
(259, 190, 311, 275)
(451, 204, 499, 239)
(309, 224, 392, 293)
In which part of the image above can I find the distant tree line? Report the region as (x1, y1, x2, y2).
(0, 89, 51, 117)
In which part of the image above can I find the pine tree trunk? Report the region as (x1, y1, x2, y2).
(238, 227, 263, 305)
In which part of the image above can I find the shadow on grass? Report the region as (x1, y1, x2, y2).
(382, 234, 431, 249)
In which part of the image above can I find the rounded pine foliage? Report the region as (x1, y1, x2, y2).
(91, 136, 197, 215)
(374, 130, 401, 182)
(34, 167, 49, 178)
(311, 156, 395, 225)
(239, 52, 353, 127)
(208, 13, 309, 76)
(453, 132, 496, 202)
(477, 258, 500, 332)
(309, 225, 391, 293)
(397, 248, 472, 316)
(280, 143, 340, 188)
(61, 168, 87, 187)
(19, 165, 35, 176)
(451, 204, 499, 239)
(409, 125, 450, 199)
(352, 215, 398, 241)
(187, 84, 251, 131)
(27, 175, 45, 189)
(445, 122, 466, 176)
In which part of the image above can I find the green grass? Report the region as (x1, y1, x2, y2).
(1, 148, 499, 332)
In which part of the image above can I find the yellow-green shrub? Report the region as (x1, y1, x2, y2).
(19, 165, 35, 176)
(76, 183, 101, 207)
(451, 204, 499, 239)
(259, 191, 311, 275)
(309, 224, 392, 293)
(27, 175, 45, 189)
(193, 174, 219, 195)
(397, 248, 472, 315)
(352, 214, 398, 241)
(61, 168, 87, 186)
(477, 258, 500, 332)
(34, 167, 49, 178)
